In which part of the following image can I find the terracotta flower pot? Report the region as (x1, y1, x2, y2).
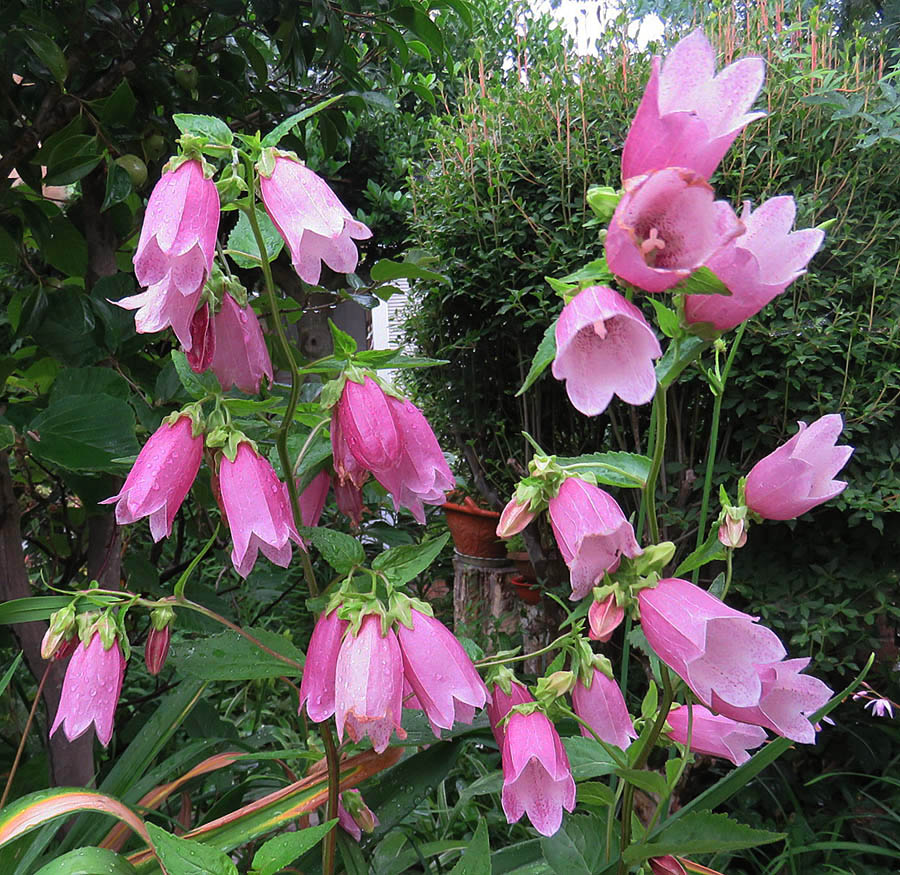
(442, 497, 504, 558)
(509, 573, 541, 605)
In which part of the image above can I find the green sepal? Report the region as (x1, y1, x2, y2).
(76, 611, 100, 645)
(94, 612, 118, 651)
(484, 663, 517, 695)
(586, 185, 621, 222)
(319, 375, 348, 410)
(632, 541, 676, 576)
(388, 591, 433, 630)
(223, 274, 249, 308)
(151, 605, 176, 632)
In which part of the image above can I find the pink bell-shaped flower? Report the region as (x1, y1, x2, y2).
(101, 414, 203, 541)
(685, 197, 825, 332)
(605, 168, 743, 294)
(218, 442, 303, 577)
(298, 608, 348, 723)
(638, 577, 787, 709)
(622, 30, 765, 182)
(50, 631, 125, 747)
(334, 613, 407, 753)
(487, 680, 533, 747)
(552, 285, 661, 416)
(666, 703, 767, 766)
(337, 377, 401, 473)
(588, 594, 625, 642)
(299, 470, 331, 529)
(396, 608, 489, 737)
(744, 414, 853, 521)
(209, 294, 273, 395)
(549, 476, 642, 601)
(571, 668, 637, 751)
(115, 279, 203, 351)
(711, 658, 833, 744)
(259, 154, 372, 286)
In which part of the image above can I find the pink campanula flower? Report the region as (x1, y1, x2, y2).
(334, 614, 407, 753)
(186, 303, 216, 373)
(299, 470, 331, 529)
(333, 475, 365, 526)
(549, 476, 642, 601)
(101, 415, 203, 541)
(666, 703, 767, 766)
(337, 790, 379, 841)
(209, 294, 273, 395)
(744, 414, 853, 521)
(649, 857, 687, 875)
(259, 154, 372, 286)
(622, 30, 765, 182)
(218, 442, 303, 577)
(552, 285, 661, 416)
(396, 609, 489, 737)
(115, 279, 203, 351)
(487, 680, 534, 747)
(50, 632, 125, 747)
(685, 197, 825, 332)
(588, 594, 625, 642)
(572, 668, 637, 751)
(638, 578, 787, 709)
(497, 496, 537, 538)
(605, 168, 743, 294)
(298, 608, 348, 723)
(711, 658, 833, 744)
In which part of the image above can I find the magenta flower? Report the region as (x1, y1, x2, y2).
(298, 608, 348, 723)
(497, 496, 536, 538)
(144, 625, 171, 677)
(396, 608, 489, 737)
(649, 857, 687, 875)
(666, 703, 767, 766)
(622, 30, 765, 182)
(299, 470, 331, 529)
(336, 377, 401, 473)
(572, 668, 637, 750)
(605, 168, 743, 293)
(186, 303, 216, 373)
(50, 632, 125, 747)
(101, 415, 203, 541)
(333, 476, 365, 526)
(259, 154, 372, 286)
(549, 476, 642, 601)
(334, 613, 407, 752)
(638, 577, 787, 709)
(487, 680, 533, 747)
(745, 414, 853, 521)
(209, 294, 273, 395)
(588, 594, 625, 643)
(115, 279, 203, 350)
(685, 197, 825, 331)
(218, 442, 303, 577)
(711, 658, 832, 744)
(552, 285, 661, 416)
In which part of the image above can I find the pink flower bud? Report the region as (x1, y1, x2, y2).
(337, 789, 379, 841)
(299, 470, 330, 529)
(588, 594, 624, 642)
(717, 514, 747, 549)
(496, 497, 536, 538)
(298, 608, 348, 723)
(145, 625, 171, 676)
(571, 668, 637, 751)
(41, 605, 77, 661)
(185, 302, 215, 373)
(209, 294, 273, 395)
(649, 856, 687, 875)
(666, 704, 766, 766)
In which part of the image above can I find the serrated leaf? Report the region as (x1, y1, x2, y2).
(370, 258, 447, 284)
(517, 322, 557, 396)
(647, 297, 680, 338)
(260, 96, 342, 147)
(251, 820, 337, 875)
(146, 823, 238, 875)
(576, 781, 616, 809)
(300, 526, 365, 574)
(172, 628, 303, 680)
(171, 350, 221, 398)
(226, 210, 284, 268)
(541, 814, 607, 875)
(560, 257, 614, 285)
(562, 737, 617, 780)
(328, 320, 357, 358)
(655, 335, 709, 389)
(372, 533, 450, 585)
(555, 451, 652, 489)
(172, 113, 233, 146)
(615, 767, 669, 797)
(675, 528, 726, 576)
(447, 818, 490, 875)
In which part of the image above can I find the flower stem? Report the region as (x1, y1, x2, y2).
(1, 661, 50, 808)
(643, 386, 668, 545)
(475, 632, 572, 668)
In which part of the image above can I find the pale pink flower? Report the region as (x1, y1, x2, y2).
(101, 415, 203, 541)
(865, 698, 894, 719)
(114, 277, 203, 350)
(259, 154, 372, 285)
(588, 594, 625, 642)
(745, 414, 853, 521)
(209, 294, 273, 395)
(298, 608, 348, 723)
(50, 633, 125, 747)
(334, 614, 407, 753)
(622, 30, 765, 182)
(685, 197, 825, 331)
(605, 168, 743, 293)
(572, 668, 637, 750)
(666, 703, 767, 765)
(218, 442, 303, 577)
(638, 577, 787, 709)
(552, 285, 661, 415)
(497, 497, 536, 538)
(549, 476, 642, 601)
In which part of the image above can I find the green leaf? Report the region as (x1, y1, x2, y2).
(516, 322, 557, 397)
(329, 320, 357, 358)
(0, 226, 18, 265)
(390, 5, 445, 55)
(559, 257, 613, 285)
(647, 298, 680, 338)
(27, 394, 139, 473)
(370, 258, 447, 284)
(300, 526, 365, 575)
(0, 424, 14, 452)
(50, 367, 130, 404)
(372, 533, 450, 586)
(676, 266, 731, 296)
(98, 79, 137, 125)
(172, 114, 233, 146)
(102, 160, 133, 212)
(146, 823, 238, 875)
(172, 629, 303, 680)
(576, 781, 616, 809)
(614, 768, 669, 797)
(655, 335, 709, 389)
(251, 821, 337, 875)
(260, 96, 342, 147)
(447, 818, 490, 875)
(33, 847, 137, 875)
(458, 771, 503, 802)
(562, 737, 617, 780)
(674, 527, 726, 576)
(0, 596, 75, 625)
(541, 814, 608, 875)
(226, 211, 283, 268)
(623, 811, 783, 863)
(555, 452, 652, 489)
(43, 217, 88, 277)
(171, 350, 221, 399)
(0, 653, 23, 698)
(21, 31, 68, 85)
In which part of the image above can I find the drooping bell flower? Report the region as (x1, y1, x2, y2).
(50, 627, 126, 747)
(487, 680, 533, 747)
(337, 790, 379, 842)
(334, 613, 407, 753)
(622, 30, 765, 182)
(333, 475, 365, 526)
(298, 608, 348, 723)
(605, 168, 743, 294)
(685, 197, 825, 332)
(298, 470, 330, 529)
(666, 703, 767, 766)
(552, 285, 661, 416)
(185, 302, 216, 373)
(744, 414, 853, 521)
(337, 377, 401, 473)
(258, 152, 372, 286)
(588, 594, 624, 642)
(209, 294, 273, 395)
(497, 496, 536, 538)
(638, 577, 787, 709)
(571, 668, 637, 751)
(711, 658, 833, 744)
(548, 476, 642, 601)
(218, 442, 303, 577)
(101, 414, 203, 541)
(396, 608, 489, 737)
(115, 280, 203, 350)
